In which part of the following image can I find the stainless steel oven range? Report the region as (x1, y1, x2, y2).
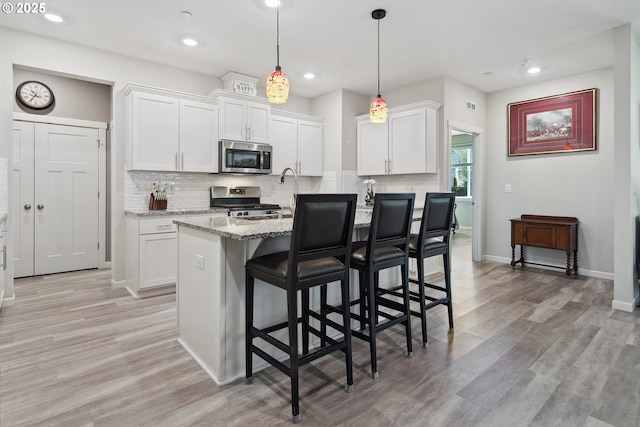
(210, 186, 281, 217)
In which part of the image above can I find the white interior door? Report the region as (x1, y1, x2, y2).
(33, 123, 99, 275)
(12, 121, 35, 277)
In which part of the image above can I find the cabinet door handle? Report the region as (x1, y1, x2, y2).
(384, 159, 388, 173)
(388, 159, 392, 173)
(247, 125, 251, 141)
(175, 152, 178, 170)
(181, 152, 184, 170)
(37, 204, 44, 210)
(24, 204, 32, 210)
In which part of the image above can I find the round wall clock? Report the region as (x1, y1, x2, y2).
(16, 80, 55, 110)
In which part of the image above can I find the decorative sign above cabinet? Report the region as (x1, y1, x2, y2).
(221, 72, 259, 97)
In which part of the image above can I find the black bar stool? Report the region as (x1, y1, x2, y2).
(408, 192, 456, 347)
(326, 193, 415, 380)
(245, 193, 357, 423)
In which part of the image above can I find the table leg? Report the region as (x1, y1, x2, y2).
(565, 252, 571, 276)
(520, 246, 525, 266)
(511, 245, 516, 266)
(573, 250, 578, 274)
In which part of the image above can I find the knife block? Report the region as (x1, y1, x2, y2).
(149, 193, 167, 210)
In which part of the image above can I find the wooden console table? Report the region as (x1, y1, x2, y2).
(510, 215, 579, 276)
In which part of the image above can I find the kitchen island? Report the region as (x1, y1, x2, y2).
(174, 209, 422, 385)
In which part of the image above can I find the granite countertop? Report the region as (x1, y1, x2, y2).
(125, 208, 228, 216)
(174, 208, 423, 241)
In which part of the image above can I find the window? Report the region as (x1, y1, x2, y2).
(451, 144, 472, 197)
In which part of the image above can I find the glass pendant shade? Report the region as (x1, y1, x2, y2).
(370, 95, 388, 123)
(266, 66, 289, 104)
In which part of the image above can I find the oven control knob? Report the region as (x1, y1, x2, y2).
(236, 212, 243, 217)
(266, 210, 273, 214)
(243, 212, 249, 216)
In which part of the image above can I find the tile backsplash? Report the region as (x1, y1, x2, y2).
(124, 169, 440, 211)
(125, 171, 322, 210)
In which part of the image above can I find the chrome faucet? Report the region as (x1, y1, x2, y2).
(279, 166, 299, 215)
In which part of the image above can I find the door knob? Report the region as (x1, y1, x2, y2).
(37, 204, 44, 210)
(24, 204, 31, 210)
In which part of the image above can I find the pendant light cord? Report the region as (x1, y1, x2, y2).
(377, 18, 381, 97)
(276, 5, 281, 69)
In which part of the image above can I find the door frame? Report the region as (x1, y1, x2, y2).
(447, 120, 484, 262)
(13, 112, 108, 270)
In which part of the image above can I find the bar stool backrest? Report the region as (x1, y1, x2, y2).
(288, 193, 358, 283)
(366, 193, 416, 258)
(419, 192, 456, 243)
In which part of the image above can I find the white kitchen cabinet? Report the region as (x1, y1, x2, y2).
(126, 212, 225, 297)
(271, 111, 323, 176)
(218, 96, 270, 144)
(357, 101, 440, 175)
(126, 215, 177, 298)
(179, 100, 219, 172)
(125, 84, 219, 172)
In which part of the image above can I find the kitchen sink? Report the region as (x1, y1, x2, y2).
(238, 213, 293, 221)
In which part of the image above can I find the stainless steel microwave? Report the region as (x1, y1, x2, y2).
(219, 140, 272, 174)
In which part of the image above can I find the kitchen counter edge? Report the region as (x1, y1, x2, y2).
(173, 209, 423, 241)
(125, 208, 228, 217)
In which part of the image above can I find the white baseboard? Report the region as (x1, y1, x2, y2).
(612, 298, 637, 313)
(111, 278, 126, 288)
(482, 255, 613, 280)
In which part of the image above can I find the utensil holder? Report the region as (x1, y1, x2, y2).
(149, 193, 167, 210)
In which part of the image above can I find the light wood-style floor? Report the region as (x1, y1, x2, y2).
(2, 229, 639, 426)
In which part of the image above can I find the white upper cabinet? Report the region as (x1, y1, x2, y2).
(271, 111, 323, 177)
(218, 96, 270, 143)
(357, 101, 440, 176)
(125, 84, 219, 172)
(357, 119, 389, 175)
(129, 91, 180, 171)
(179, 100, 218, 172)
(297, 120, 323, 176)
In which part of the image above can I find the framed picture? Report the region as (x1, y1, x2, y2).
(508, 88, 597, 156)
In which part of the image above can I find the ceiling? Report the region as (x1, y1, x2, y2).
(1, 0, 640, 99)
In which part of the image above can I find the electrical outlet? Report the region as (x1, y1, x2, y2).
(167, 183, 175, 194)
(196, 255, 204, 270)
(134, 183, 142, 194)
(505, 184, 512, 193)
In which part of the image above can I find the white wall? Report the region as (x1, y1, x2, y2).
(485, 68, 615, 277)
(13, 67, 111, 121)
(0, 27, 222, 295)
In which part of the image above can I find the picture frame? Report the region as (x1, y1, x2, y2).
(508, 88, 597, 156)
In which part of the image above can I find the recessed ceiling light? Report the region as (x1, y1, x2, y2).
(265, 0, 281, 7)
(303, 72, 315, 79)
(527, 67, 541, 74)
(44, 13, 64, 23)
(182, 38, 198, 47)
(180, 11, 192, 18)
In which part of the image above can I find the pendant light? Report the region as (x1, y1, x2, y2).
(266, 3, 289, 104)
(370, 9, 388, 123)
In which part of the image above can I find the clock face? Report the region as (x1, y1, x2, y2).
(16, 81, 55, 110)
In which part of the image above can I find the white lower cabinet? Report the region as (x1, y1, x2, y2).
(126, 213, 218, 298)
